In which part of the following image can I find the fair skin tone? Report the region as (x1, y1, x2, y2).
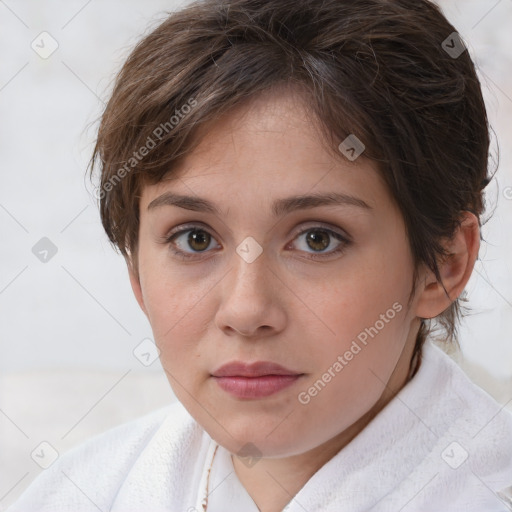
(127, 87, 480, 512)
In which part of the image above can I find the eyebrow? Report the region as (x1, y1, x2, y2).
(147, 191, 373, 217)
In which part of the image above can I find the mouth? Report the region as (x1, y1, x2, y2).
(211, 360, 305, 399)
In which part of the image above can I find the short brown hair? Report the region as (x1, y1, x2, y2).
(88, 0, 494, 375)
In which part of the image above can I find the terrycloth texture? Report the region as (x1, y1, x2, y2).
(7, 340, 512, 512)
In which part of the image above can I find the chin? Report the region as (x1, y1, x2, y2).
(205, 419, 312, 459)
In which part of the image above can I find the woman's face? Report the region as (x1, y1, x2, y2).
(129, 88, 427, 457)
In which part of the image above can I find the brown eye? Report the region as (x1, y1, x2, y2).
(167, 228, 217, 257)
(186, 229, 211, 252)
(290, 227, 349, 260)
(304, 230, 330, 252)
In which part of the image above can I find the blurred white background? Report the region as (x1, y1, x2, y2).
(0, 0, 511, 507)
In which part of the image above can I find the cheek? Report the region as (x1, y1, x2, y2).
(301, 248, 413, 390)
(307, 296, 408, 384)
(294, 305, 410, 439)
(138, 253, 214, 356)
(317, 258, 410, 342)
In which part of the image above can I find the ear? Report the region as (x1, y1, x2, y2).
(415, 211, 480, 320)
(126, 256, 148, 317)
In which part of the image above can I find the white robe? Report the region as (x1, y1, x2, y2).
(7, 339, 512, 512)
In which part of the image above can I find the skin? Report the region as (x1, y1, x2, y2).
(127, 85, 480, 512)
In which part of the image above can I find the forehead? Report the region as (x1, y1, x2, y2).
(139, 88, 392, 216)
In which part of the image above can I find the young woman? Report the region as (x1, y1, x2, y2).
(9, 0, 512, 510)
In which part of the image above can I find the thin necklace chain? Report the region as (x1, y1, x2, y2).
(201, 444, 219, 511)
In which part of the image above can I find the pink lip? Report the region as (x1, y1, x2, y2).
(211, 361, 304, 399)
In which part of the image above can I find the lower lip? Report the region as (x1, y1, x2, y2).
(213, 375, 303, 399)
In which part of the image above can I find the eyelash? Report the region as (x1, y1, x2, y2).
(162, 223, 351, 261)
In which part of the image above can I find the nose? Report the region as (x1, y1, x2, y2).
(214, 247, 287, 339)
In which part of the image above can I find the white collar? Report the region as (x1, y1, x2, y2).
(207, 443, 261, 512)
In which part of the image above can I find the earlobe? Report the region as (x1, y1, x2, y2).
(415, 211, 480, 320)
(126, 257, 148, 316)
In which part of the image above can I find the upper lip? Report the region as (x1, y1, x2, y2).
(211, 361, 302, 377)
